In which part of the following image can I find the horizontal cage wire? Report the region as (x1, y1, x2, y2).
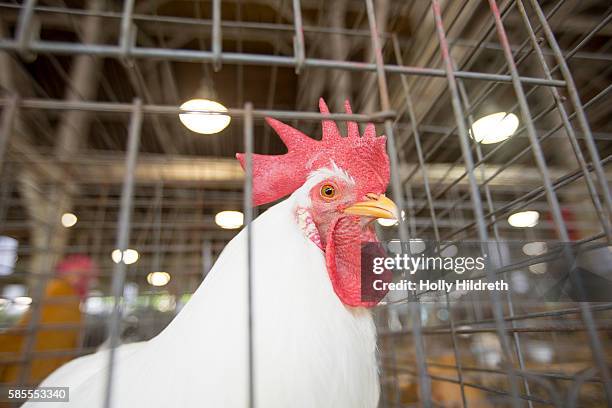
(0, 0, 610, 407)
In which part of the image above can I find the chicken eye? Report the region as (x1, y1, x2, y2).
(320, 184, 336, 199)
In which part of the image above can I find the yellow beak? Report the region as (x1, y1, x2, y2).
(343, 194, 399, 220)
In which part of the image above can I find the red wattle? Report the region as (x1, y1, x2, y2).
(325, 216, 391, 308)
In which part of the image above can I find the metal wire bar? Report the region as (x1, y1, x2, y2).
(383, 322, 612, 335)
(567, 369, 598, 408)
(395, 0, 516, 155)
(452, 47, 537, 408)
(523, 3, 612, 404)
(397, 361, 604, 384)
(419, 87, 612, 238)
(212, 0, 222, 71)
(120, 0, 135, 57)
(442, 157, 612, 242)
(398, 0, 586, 181)
(409, 3, 611, 235)
(389, 364, 558, 406)
(6, 9, 123, 153)
(14, 0, 36, 57)
(0, 2, 404, 40)
(409, 96, 560, 214)
(243, 102, 255, 408)
(0, 311, 188, 335)
(432, 2, 525, 406)
(15, 198, 56, 390)
(450, 37, 612, 63)
(526, 0, 612, 228)
(401, 0, 516, 132)
(0, 40, 567, 87)
(456, 27, 578, 398)
(563, 10, 612, 61)
(391, 35, 469, 408)
(291, 0, 305, 74)
(364, 1, 431, 405)
(0, 97, 396, 122)
(425, 302, 612, 334)
(103, 98, 142, 408)
(0, 95, 16, 177)
(405, 95, 554, 210)
(514, 0, 610, 239)
(404, 89, 554, 207)
(386, 240, 609, 301)
(412, 97, 569, 207)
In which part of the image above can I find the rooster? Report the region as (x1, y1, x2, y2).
(26, 99, 397, 408)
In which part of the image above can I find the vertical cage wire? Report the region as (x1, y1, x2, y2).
(103, 98, 142, 408)
(243, 101, 254, 408)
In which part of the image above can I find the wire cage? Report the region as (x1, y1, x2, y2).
(0, 0, 610, 407)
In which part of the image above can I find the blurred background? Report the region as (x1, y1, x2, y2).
(0, 0, 610, 406)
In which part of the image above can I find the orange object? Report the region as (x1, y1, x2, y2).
(0, 255, 97, 386)
(0, 279, 82, 385)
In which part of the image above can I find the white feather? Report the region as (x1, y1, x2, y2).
(26, 185, 379, 408)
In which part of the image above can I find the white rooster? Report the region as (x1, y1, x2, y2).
(26, 99, 398, 408)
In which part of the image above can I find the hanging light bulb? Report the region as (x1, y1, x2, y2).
(179, 80, 230, 134)
(508, 211, 539, 228)
(179, 99, 231, 134)
(215, 211, 244, 229)
(61, 213, 78, 228)
(470, 112, 519, 144)
(147, 271, 171, 287)
(111, 248, 139, 265)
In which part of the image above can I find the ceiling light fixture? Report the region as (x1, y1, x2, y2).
(508, 211, 539, 228)
(470, 112, 519, 144)
(61, 212, 78, 228)
(179, 99, 231, 134)
(215, 211, 244, 229)
(147, 271, 171, 287)
(112, 248, 139, 265)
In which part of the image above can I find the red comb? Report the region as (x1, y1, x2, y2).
(236, 98, 390, 206)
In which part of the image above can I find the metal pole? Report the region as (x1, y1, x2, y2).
(212, 0, 222, 71)
(103, 98, 142, 408)
(15, 0, 37, 57)
(119, 0, 135, 57)
(0, 40, 567, 87)
(364, 1, 432, 406)
(0, 95, 17, 177)
(243, 102, 255, 408)
(0, 97, 395, 121)
(292, 0, 305, 74)
(431, 1, 523, 406)
(392, 35, 470, 407)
